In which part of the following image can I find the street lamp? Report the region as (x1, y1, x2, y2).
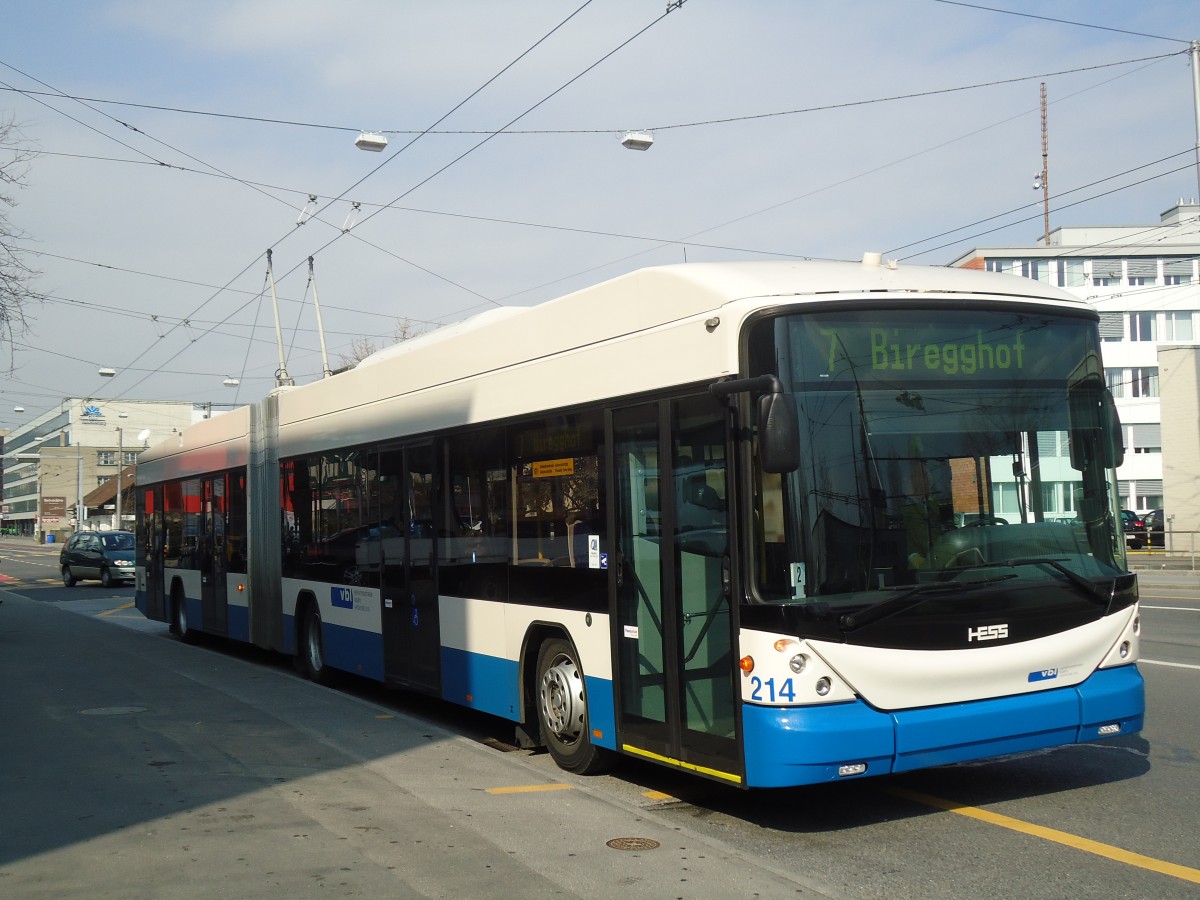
(354, 131, 388, 152)
(621, 130, 654, 151)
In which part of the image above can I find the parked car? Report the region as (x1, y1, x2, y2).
(59, 530, 136, 587)
(1121, 509, 1146, 549)
(1143, 508, 1165, 547)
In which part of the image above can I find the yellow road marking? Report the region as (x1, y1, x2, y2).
(97, 602, 135, 618)
(486, 784, 573, 795)
(888, 787, 1200, 885)
(643, 790, 675, 801)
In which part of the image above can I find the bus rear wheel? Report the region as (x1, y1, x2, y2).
(171, 588, 197, 644)
(535, 637, 608, 775)
(299, 603, 333, 686)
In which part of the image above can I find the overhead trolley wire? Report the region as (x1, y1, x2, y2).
(1, 50, 1183, 136)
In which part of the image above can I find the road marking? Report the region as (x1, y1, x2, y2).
(97, 602, 136, 618)
(1140, 658, 1200, 670)
(887, 786, 1200, 884)
(643, 790, 674, 801)
(1140, 604, 1200, 612)
(486, 784, 573, 795)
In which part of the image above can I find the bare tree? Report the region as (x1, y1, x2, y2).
(336, 317, 424, 370)
(1, 115, 44, 370)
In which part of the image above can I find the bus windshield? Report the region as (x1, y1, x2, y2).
(751, 306, 1127, 613)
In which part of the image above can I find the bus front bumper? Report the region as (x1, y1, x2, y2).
(741, 664, 1144, 788)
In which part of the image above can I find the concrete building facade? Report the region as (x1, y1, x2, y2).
(1, 398, 210, 541)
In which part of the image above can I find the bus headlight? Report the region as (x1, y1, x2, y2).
(789, 653, 808, 674)
(815, 677, 832, 696)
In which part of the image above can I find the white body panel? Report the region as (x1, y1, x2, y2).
(808, 604, 1139, 711)
(439, 595, 612, 680)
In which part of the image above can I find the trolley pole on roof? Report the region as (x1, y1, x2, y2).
(308, 257, 333, 379)
(266, 249, 295, 388)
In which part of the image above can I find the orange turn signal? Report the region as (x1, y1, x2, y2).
(738, 655, 755, 674)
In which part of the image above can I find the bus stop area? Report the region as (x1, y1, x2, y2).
(0, 589, 826, 899)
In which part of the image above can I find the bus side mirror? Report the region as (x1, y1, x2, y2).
(709, 374, 801, 473)
(759, 390, 800, 473)
(1068, 385, 1124, 471)
(1101, 390, 1124, 468)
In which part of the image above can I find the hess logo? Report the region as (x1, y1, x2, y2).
(967, 623, 1009, 643)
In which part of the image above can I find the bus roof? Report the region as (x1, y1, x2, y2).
(140, 259, 1088, 473)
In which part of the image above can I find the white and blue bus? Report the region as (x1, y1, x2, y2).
(135, 257, 1144, 788)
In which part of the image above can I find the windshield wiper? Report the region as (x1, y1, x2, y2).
(1008, 557, 1113, 610)
(840, 574, 1018, 632)
(946, 557, 1113, 609)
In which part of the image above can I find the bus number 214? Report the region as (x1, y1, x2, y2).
(749, 676, 796, 703)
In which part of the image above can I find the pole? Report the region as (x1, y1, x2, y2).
(1191, 40, 1200, 201)
(115, 427, 123, 530)
(1040, 82, 1050, 245)
(76, 441, 84, 532)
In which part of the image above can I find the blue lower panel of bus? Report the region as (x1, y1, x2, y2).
(742, 665, 1144, 788)
(439, 648, 617, 750)
(227, 605, 249, 643)
(280, 614, 385, 682)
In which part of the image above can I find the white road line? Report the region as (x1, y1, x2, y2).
(1140, 658, 1200, 670)
(1141, 605, 1200, 612)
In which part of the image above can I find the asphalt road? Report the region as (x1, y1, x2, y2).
(2, 541, 1197, 898)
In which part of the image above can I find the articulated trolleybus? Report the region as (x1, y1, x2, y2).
(135, 256, 1143, 788)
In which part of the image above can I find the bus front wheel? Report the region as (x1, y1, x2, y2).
(535, 637, 608, 775)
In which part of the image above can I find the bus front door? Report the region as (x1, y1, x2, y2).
(611, 395, 741, 784)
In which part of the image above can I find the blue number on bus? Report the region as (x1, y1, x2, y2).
(750, 676, 796, 703)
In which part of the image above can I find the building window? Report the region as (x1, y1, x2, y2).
(1131, 423, 1161, 454)
(1129, 312, 1157, 342)
(1098, 312, 1123, 342)
(985, 259, 1011, 274)
(1059, 259, 1086, 287)
(1130, 367, 1159, 398)
(1163, 311, 1194, 341)
(1163, 258, 1194, 284)
(97, 451, 117, 466)
(1126, 259, 1156, 285)
(1091, 259, 1123, 286)
(97, 475, 113, 486)
(1106, 368, 1124, 398)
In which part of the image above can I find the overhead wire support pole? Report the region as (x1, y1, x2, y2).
(265, 249, 294, 387)
(1191, 40, 1200, 200)
(1039, 83, 1049, 243)
(308, 256, 333, 379)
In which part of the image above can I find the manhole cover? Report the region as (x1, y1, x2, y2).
(80, 706, 147, 716)
(606, 837, 661, 851)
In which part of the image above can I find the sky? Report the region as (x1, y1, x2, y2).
(1, 0, 1197, 429)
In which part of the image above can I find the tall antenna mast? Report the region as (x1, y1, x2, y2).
(1191, 40, 1200, 200)
(1040, 81, 1050, 245)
